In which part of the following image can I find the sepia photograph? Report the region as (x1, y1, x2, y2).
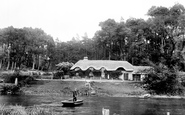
(0, 0, 185, 114)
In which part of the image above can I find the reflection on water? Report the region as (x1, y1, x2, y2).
(0, 95, 49, 106)
(0, 95, 185, 115)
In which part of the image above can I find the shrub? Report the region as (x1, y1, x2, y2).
(1, 72, 36, 89)
(42, 72, 52, 76)
(1, 85, 21, 95)
(1, 72, 36, 95)
(181, 77, 185, 87)
(53, 71, 64, 79)
(143, 63, 183, 95)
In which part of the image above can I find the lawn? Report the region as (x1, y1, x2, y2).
(22, 80, 146, 97)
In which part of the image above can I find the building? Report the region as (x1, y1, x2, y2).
(70, 57, 151, 81)
(132, 66, 152, 81)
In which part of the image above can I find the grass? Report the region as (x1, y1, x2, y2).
(0, 69, 145, 97)
(0, 105, 57, 115)
(0, 104, 121, 115)
(21, 80, 146, 97)
(93, 82, 145, 96)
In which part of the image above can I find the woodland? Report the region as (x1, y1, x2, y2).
(0, 4, 185, 72)
(0, 3, 185, 95)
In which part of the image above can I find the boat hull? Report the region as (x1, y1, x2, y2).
(61, 100, 83, 107)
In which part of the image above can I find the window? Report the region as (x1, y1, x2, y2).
(124, 73, 128, 80)
(133, 74, 141, 81)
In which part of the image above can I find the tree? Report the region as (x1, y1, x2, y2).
(97, 19, 117, 60)
(0, 27, 29, 70)
(142, 4, 185, 95)
(0, 27, 55, 70)
(93, 19, 131, 60)
(143, 61, 183, 95)
(24, 27, 55, 70)
(147, 3, 185, 68)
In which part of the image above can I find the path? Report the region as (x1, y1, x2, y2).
(36, 78, 137, 83)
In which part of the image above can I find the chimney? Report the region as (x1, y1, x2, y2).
(84, 57, 88, 60)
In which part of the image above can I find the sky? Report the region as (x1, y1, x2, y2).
(0, 0, 184, 42)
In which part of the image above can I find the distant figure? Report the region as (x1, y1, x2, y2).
(73, 89, 77, 102)
(89, 72, 94, 78)
(15, 78, 18, 86)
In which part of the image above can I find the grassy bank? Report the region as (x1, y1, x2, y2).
(21, 80, 146, 97)
(0, 70, 146, 97)
(0, 104, 59, 115)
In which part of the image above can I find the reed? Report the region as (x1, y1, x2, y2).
(0, 105, 57, 115)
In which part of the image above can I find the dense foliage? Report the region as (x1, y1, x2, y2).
(2, 73, 34, 86)
(143, 62, 183, 95)
(0, 4, 185, 70)
(0, 27, 55, 70)
(0, 71, 35, 95)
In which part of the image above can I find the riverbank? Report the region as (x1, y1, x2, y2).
(0, 104, 59, 115)
(22, 79, 146, 97)
(21, 79, 185, 99)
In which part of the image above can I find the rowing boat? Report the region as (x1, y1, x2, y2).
(61, 99, 83, 107)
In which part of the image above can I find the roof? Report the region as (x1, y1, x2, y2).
(56, 62, 74, 67)
(133, 66, 152, 74)
(70, 59, 134, 71)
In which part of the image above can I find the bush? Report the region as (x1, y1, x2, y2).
(1, 85, 21, 95)
(53, 71, 64, 79)
(0, 72, 36, 95)
(42, 72, 52, 76)
(2, 73, 35, 87)
(143, 64, 183, 95)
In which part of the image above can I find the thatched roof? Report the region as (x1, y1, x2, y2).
(70, 59, 134, 71)
(133, 66, 152, 74)
(56, 62, 74, 68)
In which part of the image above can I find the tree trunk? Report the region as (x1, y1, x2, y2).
(119, 37, 124, 60)
(108, 51, 111, 60)
(14, 62, 17, 70)
(6, 45, 11, 70)
(103, 44, 106, 59)
(6, 60, 10, 70)
(11, 62, 14, 70)
(38, 55, 42, 70)
(123, 52, 126, 61)
(47, 61, 51, 70)
(0, 60, 2, 69)
(32, 54, 35, 70)
(108, 43, 111, 60)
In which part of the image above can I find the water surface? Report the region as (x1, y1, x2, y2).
(0, 95, 185, 115)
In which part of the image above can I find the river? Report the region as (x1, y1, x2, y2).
(0, 95, 185, 115)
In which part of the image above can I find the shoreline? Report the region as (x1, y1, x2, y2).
(20, 80, 185, 99)
(22, 91, 185, 99)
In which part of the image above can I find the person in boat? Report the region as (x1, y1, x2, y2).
(73, 89, 77, 102)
